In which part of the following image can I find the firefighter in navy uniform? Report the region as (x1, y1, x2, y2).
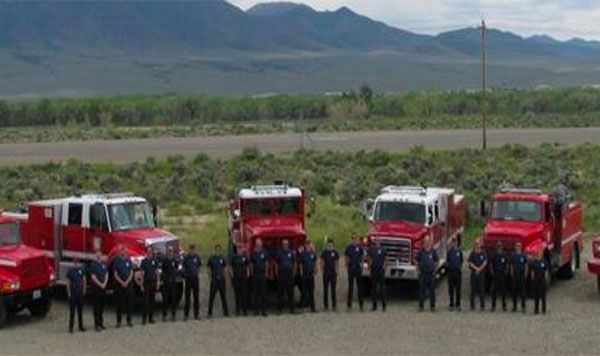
(320, 238, 339, 311)
(344, 234, 364, 312)
(207, 244, 229, 317)
(251, 238, 268, 317)
(491, 242, 509, 312)
(230, 249, 250, 316)
(161, 246, 179, 322)
(531, 250, 549, 314)
(113, 245, 134, 327)
(140, 247, 160, 324)
(182, 244, 202, 321)
(89, 249, 108, 331)
(300, 241, 318, 312)
(368, 240, 387, 312)
(67, 257, 86, 333)
(415, 236, 439, 312)
(276, 239, 296, 314)
(445, 238, 463, 311)
(510, 242, 528, 313)
(468, 238, 487, 311)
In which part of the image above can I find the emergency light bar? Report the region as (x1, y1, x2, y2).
(381, 186, 427, 196)
(499, 188, 542, 195)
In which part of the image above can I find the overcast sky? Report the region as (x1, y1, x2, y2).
(228, 0, 600, 40)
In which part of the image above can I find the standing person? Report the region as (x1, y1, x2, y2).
(207, 244, 229, 317)
(89, 249, 108, 332)
(531, 250, 549, 314)
(230, 249, 250, 316)
(368, 240, 387, 312)
(446, 238, 463, 311)
(468, 238, 488, 311)
(415, 236, 439, 312)
(345, 233, 364, 312)
(510, 242, 528, 313)
(300, 241, 318, 312)
(140, 247, 160, 324)
(161, 246, 179, 322)
(67, 257, 86, 333)
(491, 242, 509, 312)
(182, 244, 202, 321)
(276, 239, 296, 314)
(320, 238, 339, 311)
(113, 245, 134, 327)
(251, 239, 268, 317)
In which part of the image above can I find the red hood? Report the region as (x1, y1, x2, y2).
(243, 216, 306, 240)
(368, 221, 428, 241)
(0, 244, 47, 266)
(484, 220, 545, 246)
(110, 227, 177, 248)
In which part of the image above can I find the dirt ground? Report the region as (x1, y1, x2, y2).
(0, 265, 598, 355)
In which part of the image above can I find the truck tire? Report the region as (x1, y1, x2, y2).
(559, 245, 578, 279)
(0, 298, 7, 328)
(28, 296, 52, 317)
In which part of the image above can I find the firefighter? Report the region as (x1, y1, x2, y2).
(446, 237, 463, 311)
(345, 233, 364, 312)
(468, 238, 487, 311)
(251, 238, 268, 317)
(300, 241, 318, 312)
(161, 245, 179, 322)
(510, 242, 528, 313)
(140, 247, 160, 324)
(368, 239, 387, 312)
(67, 257, 86, 333)
(276, 239, 296, 314)
(415, 236, 439, 312)
(113, 245, 134, 327)
(320, 238, 339, 311)
(89, 249, 108, 331)
(230, 248, 250, 316)
(182, 244, 202, 321)
(531, 250, 549, 314)
(491, 242, 508, 312)
(207, 244, 229, 317)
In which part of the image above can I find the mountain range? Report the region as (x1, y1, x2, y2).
(1, 0, 599, 97)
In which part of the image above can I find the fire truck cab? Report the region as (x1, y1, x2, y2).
(587, 236, 600, 293)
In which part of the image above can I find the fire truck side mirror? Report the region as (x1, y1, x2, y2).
(361, 198, 375, 221)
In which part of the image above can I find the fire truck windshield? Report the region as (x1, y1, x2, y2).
(374, 201, 425, 224)
(108, 202, 155, 231)
(0, 223, 21, 246)
(491, 200, 542, 222)
(245, 198, 300, 217)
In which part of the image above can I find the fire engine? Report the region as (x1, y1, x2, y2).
(15, 193, 182, 294)
(228, 184, 307, 278)
(363, 186, 466, 280)
(0, 212, 54, 328)
(587, 236, 600, 293)
(482, 187, 583, 283)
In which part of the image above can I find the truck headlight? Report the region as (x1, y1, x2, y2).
(594, 242, 600, 254)
(49, 271, 56, 282)
(1, 279, 20, 293)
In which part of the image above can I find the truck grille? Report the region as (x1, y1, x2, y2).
(379, 238, 411, 264)
(20, 256, 47, 285)
(151, 239, 180, 256)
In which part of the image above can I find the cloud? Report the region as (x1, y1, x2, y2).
(227, 0, 600, 40)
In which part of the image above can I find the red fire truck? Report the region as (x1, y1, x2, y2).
(482, 187, 583, 282)
(587, 236, 600, 293)
(228, 184, 307, 278)
(16, 193, 182, 293)
(0, 212, 55, 327)
(363, 186, 466, 280)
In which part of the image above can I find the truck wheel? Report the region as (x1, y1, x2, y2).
(0, 298, 7, 328)
(28, 297, 52, 317)
(560, 245, 578, 279)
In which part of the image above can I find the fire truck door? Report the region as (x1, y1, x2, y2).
(89, 203, 110, 254)
(62, 202, 86, 254)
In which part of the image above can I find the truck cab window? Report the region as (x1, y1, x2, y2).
(89, 204, 109, 232)
(67, 203, 83, 226)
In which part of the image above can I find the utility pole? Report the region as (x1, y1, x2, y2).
(479, 19, 488, 150)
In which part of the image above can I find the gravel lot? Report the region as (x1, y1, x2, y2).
(1, 262, 598, 356)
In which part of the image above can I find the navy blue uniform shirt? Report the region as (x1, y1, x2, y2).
(468, 251, 487, 272)
(301, 250, 317, 277)
(89, 260, 107, 286)
(369, 246, 386, 275)
(208, 255, 227, 282)
(531, 259, 548, 282)
(446, 247, 463, 272)
(113, 256, 133, 282)
(67, 266, 85, 298)
(231, 254, 249, 278)
(141, 256, 159, 282)
(492, 252, 508, 275)
(277, 249, 295, 276)
(345, 244, 363, 272)
(511, 253, 528, 276)
(416, 248, 439, 275)
(251, 250, 268, 278)
(182, 253, 202, 280)
(320, 249, 339, 276)
(162, 257, 179, 284)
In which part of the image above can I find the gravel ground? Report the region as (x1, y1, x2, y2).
(0, 265, 598, 355)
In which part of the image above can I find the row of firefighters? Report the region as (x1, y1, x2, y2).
(64, 235, 550, 333)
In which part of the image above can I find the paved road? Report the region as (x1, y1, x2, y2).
(1, 127, 599, 165)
